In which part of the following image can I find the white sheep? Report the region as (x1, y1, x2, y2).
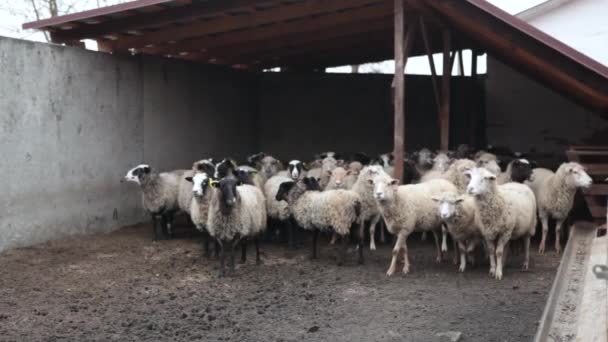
(275, 177, 362, 265)
(123, 164, 184, 240)
(206, 177, 267, 276)
(185, 172, 216, 257)
(178, 159, 215, 215)
(525, 162, 592, 254)
(432, 192, 482, 272)
(351, 165, 385, 251)
(474, 152, 501, 175)
(466, 167, 537, 280)
(420, 152, 452, 182)
(371, 171, 458, 275)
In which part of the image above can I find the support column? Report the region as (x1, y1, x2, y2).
(439, 29, 452, 151)
(393, 0, 405, 182)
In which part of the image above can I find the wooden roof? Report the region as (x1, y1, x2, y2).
(23, 0, 608, 114)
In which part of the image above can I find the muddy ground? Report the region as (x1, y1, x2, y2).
(0, 223, 560, 342)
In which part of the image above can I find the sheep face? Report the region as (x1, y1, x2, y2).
(288, 160, 304, 180)
(234, 168, 257, 186)
(370, 174, 399, 203)
(316, 151, 342, 160)
(260, 156, 282, 178)
(465, 167, 496, 196)
(432, 193, 464, 220)
(479, 159, 501, 175)
(403, 159, 421, 184)
(215, 158, 237, 179)
(188, 172, 210, 197)
(246, 152, 266, 167)
(509, 159, 534, 183)
(276, 179, 310, 203)
(327, 167, 351, 189)
(193, 159, 215, 175)
(348, 161, 363, 174)
(560, 163, 592, 189)
(216, 178, 239, 211)
(124, 164, 151, 185)
(302, 177, 321, 191)
(433, 152, 452, 172)
(414, 148, 434, 170)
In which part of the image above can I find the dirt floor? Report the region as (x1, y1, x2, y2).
(0, 223, 560, 342)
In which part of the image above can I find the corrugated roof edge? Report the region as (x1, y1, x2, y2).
(466, 0, 608, 80)
(22, 0, 175, 30)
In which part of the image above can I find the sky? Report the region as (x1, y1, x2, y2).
(0, 0, 549, 75)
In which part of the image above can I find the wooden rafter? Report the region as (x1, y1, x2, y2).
(107, 0, 386, 51)
(138, 3, 393, 56)
(439, 28, 451, 151)
(419, 16, 441, 114)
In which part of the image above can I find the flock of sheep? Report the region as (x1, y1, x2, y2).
(123, 145, 593, 278)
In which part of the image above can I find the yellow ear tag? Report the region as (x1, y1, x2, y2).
(210, 180, 219, 188)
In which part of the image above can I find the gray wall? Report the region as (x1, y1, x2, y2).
(486, 57, 608, 164)
(0, 37, 256, 252)
(258, 73, 483, 160)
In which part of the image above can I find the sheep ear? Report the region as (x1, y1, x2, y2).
(185, 177, 193, 183)
(390, 179, 399, 186)
(487, 174, 497, 180)
(431, 196, 441, 202)
(346, 170, 352, 176)
(143, 166, 151, 174)
(455, 196, 465, 203)
(336, 159, 345, 166)
(325, 170, 332, 176)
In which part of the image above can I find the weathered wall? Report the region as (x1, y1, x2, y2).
(485, 57, 608, 164)
(0, 37, 256, 252)
(257, 73, 483, 160)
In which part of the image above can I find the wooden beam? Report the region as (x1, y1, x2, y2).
(50, 0, 277, 43)
(469, 48, 479, 147)
(419, 16, 441, 114)
(458, 49, 465, 76)
(393, 0, 406, 182)
(108, 0, 385, 51)
(439, 28, 451, 151)
(140, 3, 392, 56)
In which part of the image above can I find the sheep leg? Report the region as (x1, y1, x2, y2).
(310, 229, 319, 260)
(201, 231, 210, 258)
(337, 234, 348, 266)
(421, 231, 427, 241)
(495, 235, 510, 280)
(538, 213, 549, 255)
(379, 219, 386, 244)
(218, 240, 226, 278)
(214, 240, 220, 259)
(458, 241, 467, 272)
(330, 233, 338, 245)
(466, 240, 478, 266)
(165, 212, 174, 239)
(369, 215, 381, 251)
(254, 237, 262, 265)
(240, 240, 247, 264)
(431, 230, 442, 263)
(486, 238, 497, 278)
(555, 218, 565, 255)
(229, 239, 237, 276)
(441, 224, 448, 253)
(387, 232, 406, 276)
(401, 235, 410, 275)
(522, 236, 531, 270)
(287, 219, 295, 249)
(357, 222, 365, 265)
(452, 238, 459, 265)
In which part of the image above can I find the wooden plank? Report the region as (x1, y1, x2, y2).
(439, 28, 451, 151)
(584, 164, 608, 175)
(586, 202, 607, 220)
(393, 0, 405, 182)
(419, 16, 441, 113)
(583, 184, 608, 196)
(141, 3, 393, 55)
(108, 0, 386, 51)
(458, 49, 465, 76)
(469, 48, 478, 147)
(51, 0, 276, 43)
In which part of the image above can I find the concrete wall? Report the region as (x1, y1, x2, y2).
(258, 73, 483, 160)
(0, 36, 256, 252)
(485, 57, 608, 164)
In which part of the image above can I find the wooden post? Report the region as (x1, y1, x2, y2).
(458, 50, 465, 76)
(419, 17, 441, 114)
(469, 49, 479, 147)
(393, 0, 405, 182)
(439, 28, 451, 151)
